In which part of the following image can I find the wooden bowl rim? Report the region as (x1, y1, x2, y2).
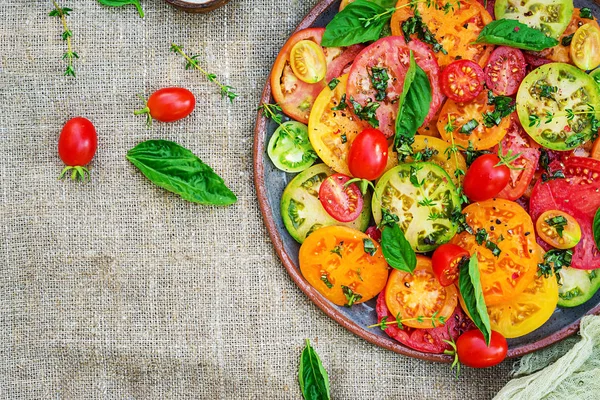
(252, 0, 600, 362)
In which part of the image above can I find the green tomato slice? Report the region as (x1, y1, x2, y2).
(557, 267, 600, 307)
(268, 121, 318, 173)
(280, 163, 371, 243)
(372, 162, 460, 253)
(590, 68, 600, 88)
(517, 62, 600, 150)
(494, 0, 573, 39)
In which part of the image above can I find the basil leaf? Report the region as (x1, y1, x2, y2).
(298, 339, 331, 400)
(97, 0, 144, 18)
(127, 140, 237, 206)
(594, 208, 600, 251)
(458, 255, 492, 345)
(322, 0, 394, 47)
(380, 223, 417, 274)
(475, 19, 559, 51)
(370, 0, 397, 7)
(394, 51, 432, 150)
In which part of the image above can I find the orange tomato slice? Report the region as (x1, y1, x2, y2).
(385, 256, 458, 329)
(450, 199, 540, 306)
(390, 0, 493, 68)
(299, 226, 389, 306)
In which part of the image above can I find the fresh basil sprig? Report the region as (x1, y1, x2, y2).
(394, 51, 432, 151)
(322, 0, 396, 47)
(97, 0, 144, 18)
(474, 19, 559, 51)
(458, 254, 492, 345)
(593, 208, 600, 251)
(127, 140, 237, 206)
(380, 221, 417, 274)
(298, 339, 331, 400)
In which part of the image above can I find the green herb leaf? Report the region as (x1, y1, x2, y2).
(328, 78, 340, 90)
(394, 51, 432, 150)
(580, 7, 593, 19)
(401, 12, 447, 54)
(97, 0, 144, 18)
(370, 66, 390, 101)
(341, 285, 362, 307)
(298, 339, 331, 400)
(475, 19, 559, 51)
(363, 238, 377, 256)
(459, 119, 479, 134)
(350, 97, 380, 127)
(458, 255, 491, 345)
(380, 223, 417, 274)
(594, 208, 600, 251)
(561, 33, 574, 47)
(322, 0, 394, 47)
(331, 94, 348, 111)
(126, 140, 237, 206)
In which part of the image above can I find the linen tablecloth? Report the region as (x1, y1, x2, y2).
(0, 0, 513, 398)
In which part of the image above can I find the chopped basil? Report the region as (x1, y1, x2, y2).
(341, 285, 362, 307)
(459, 119, 479, 134)
(363, 238, 377, 256)
(369, 66, 389, 101)
(580, 7, 593, 19)
(320, 274, 334, 289)
(546, 215, 568, 238)
(328, 78, 340, 90)
(331, 94, 348, 111)
(350, 97, 380, 128)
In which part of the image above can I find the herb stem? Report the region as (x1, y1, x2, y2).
(259, 103, 296, 138)
(51, 1, 76, 77)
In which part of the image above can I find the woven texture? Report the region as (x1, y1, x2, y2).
(0, 0, 512, 398)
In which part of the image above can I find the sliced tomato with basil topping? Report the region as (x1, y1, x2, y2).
(375, 291, 475, 354)
(346, 38, 443, 138)
(530, 157, 600, 270)
(484, 46, 526, 97)
(495, 117, 540, 200)
(390, 0, 493, 68)
(270, 28, 364, 123)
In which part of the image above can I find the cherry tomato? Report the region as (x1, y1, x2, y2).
(456, 330, 507, 368)
(536, 210, 582, 250)
(319, 174, 364, 222)
(365, 226, 382, 242)
(440, 60, 485, 102)
(347, 128, 389, 180)
(484, 46, 526, 96)
(290, 40, 327, 84)
(58, 117, 97, 166)
(571, 23, 600, 71)
(463, 154, 510, 202)
(135, 87, 196, 124)
(431, 244, 469, 286)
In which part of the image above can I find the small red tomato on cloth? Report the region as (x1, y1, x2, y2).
(135, 87, 196, 125)
(58, 117, 97, 181)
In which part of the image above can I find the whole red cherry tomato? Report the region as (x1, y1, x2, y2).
(440, 60, 485, 103)
(456, 330, 507, 368)
(58, 117, 97, 181)
(431, 244, 469, 286)
(463, 154, 510, 202)
(347, 128, 388, 180)
(135, 87, 196, 125)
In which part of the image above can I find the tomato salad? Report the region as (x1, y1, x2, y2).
(263, 0, 600, 369)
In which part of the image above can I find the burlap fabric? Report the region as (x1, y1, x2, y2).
(0, 1, 513, 398)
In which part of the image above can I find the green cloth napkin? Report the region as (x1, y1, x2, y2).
(494, 315, 600, 400)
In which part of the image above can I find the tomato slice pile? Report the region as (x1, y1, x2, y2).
(268, 2, 600, 360)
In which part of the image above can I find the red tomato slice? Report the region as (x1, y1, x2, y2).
(441, 60, 485, 103)
(484, 46, 526, 96)
(375, 292, 475, 354)
(318, 174, 364, 222)
(347, 38, 443, 138)
(530, 157, 600, 270)
(270, 28, 364, 124)
(496, 117, 540, 200)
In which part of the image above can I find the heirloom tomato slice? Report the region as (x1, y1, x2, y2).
(299, 226, 389, 307)
(384, 256, 458, 329)
(483, 247, 558, 338)
(450, 199, 540, 306)
(571, 23, 600, 71)
(270, 28, 363, 123)
(529, 157, 600, 269)
(438, 90, 511, 150)
(346, 38, 443, 138)
(536, 210, 582, 249)
(495, 0, 573, 39)
(308, 74, 369, 175)
(390, 0, 493, 68)
(376, 292, 475, 354)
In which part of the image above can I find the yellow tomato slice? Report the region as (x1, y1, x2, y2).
(536, 210, 582, 249)
(385, 256, 458, 329)
(450, 199, 540, 306)
(299, 226, 389, 306)
(571, 23, 600, 70)
(308, 74, 368, 175)
(290, 40, 328, 84)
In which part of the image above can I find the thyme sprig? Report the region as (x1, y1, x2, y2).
(50, 1, 78, 77)
(170, 43, 238, 102)
(368, 311, 447, 330)
(258, 103, 297, 139)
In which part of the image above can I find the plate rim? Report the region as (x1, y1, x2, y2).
(252, 0, 600, 362)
